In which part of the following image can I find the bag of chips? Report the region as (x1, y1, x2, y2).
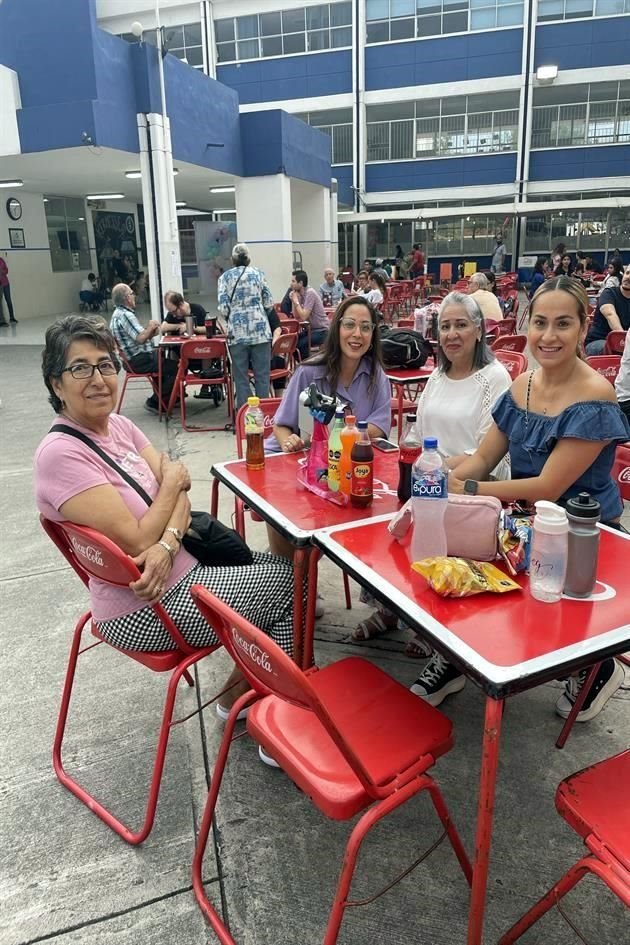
(499, 513, 533, 575)
(412, 556, 520, 598)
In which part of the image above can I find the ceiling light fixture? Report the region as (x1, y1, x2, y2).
(125, 170, 142, 179)
(536, 64, 558, 84)
(214, 209, 235, 214)
(0, 179, 24, 188)
(86, 193, 125, 200)
(210, 186, 235, 194)
(176, 201, 187, 207)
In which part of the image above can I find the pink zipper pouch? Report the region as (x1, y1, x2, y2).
(388, 494, 502, 562)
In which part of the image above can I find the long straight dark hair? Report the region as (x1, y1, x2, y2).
(306, 296, 384, 393)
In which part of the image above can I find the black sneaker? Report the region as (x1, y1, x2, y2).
(555, 658, 624, 722)
(144, 398, 159, 414)
(194, 385, 214, 400)
(410, 651, 466, 707)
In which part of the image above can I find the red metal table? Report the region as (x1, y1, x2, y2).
(385, 364, 434, 437)
(210, 450, 403, 666)
(312, 515, 630, 945)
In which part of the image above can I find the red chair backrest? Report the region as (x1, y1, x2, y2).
(271, 332, 298, 359)
(497, 316, 516, 336)
(397, 317, 414, 328)
(491, 334, 527, 353)
(495, 350, 528, 380)
(179, 338, 227, 374)
(191, 585, 386, 796)
(612, 445, 630, 501)
(40, 517, 193, 652)
(279, 317, 300, 335)
(585, 355, 621, 385)
(235, 397, 282, 459)
(603, 330, 626, 355)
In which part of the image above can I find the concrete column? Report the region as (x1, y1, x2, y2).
(291, 178, 332, 285)
(146, 112, 183, 296)
(330, 179, 339, 272)
(235, 174, 293, 299)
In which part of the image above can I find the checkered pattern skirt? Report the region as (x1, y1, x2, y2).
(96, 552, 301, 657)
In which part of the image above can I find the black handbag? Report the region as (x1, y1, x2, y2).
(50, 425, 253, 567)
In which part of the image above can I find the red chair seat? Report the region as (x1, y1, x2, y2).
(557, 750, 630, 870)
(247, 656, 453, 821)
(90, 623, 183, 672)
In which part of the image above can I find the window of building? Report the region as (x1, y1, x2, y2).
(216, 3, 352, 63)
(366, 92, 519, 161)
(44, 197, 91, 273)
(538, 0, 630, 22)
(532, 80, 630, 148)
(119, 23, 204, 69)
(366, 0, 524, 43)
(294, 108, 353, 163)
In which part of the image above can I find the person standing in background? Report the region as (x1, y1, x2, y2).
(0, 255, 17, 325)
(410, 243, 425, 278)
(491, 235, 506, 274)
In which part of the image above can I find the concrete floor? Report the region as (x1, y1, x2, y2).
(1, 313, 628, 945)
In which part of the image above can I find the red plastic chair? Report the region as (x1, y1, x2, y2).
(603, 330, 626, 355)
(190, 586, 472, 945)
(495, 350, 528, 380)
(496, 316, 517, 337)
(40, 517, 218, 844)
(115, 344, 166, 414)
(268, 332, 298, 393)
(500, 750, 630, 944)
(279, 316, 300, 335)
(586, 355, 621, 385)
(613, 443, 630, 501)
(166, 338, 234, 432)
(492, 334, 527, 354)
(396, 317, 415, 328)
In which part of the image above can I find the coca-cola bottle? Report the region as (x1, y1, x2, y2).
(397, 414, 421, 503)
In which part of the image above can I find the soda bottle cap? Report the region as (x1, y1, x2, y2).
(345, 415, 356, 424)
(335, 407, 345, 417)
(357, 420, 368, 429)
(423, 437, 438, 450)
(247, 396, 260, 407)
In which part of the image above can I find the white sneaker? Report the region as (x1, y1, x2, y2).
(315, 594, 325, 619)
(215, 702, 249, 723)
(258, 745, 280, 768)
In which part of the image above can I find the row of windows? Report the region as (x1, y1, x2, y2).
(119, 22, 204, 68)
(295, 109, 354, 163)
(44, 197, 91, 272)
(215, 4, 351, 63)
(531, 80, 630, 148)
(538, 0, 630, 20)
(366, 0, 523, 42)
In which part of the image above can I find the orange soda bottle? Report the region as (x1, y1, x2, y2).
(339, 415, 360, 497)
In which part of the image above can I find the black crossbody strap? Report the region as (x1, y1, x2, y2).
(226, 266, 246, 318)
(50, 424, 153, 507)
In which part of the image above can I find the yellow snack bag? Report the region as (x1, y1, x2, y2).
(412, 556, 520, 598)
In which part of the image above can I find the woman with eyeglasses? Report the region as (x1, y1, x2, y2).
(35, 315, 306, 721)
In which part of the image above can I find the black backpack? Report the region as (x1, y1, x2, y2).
(379, 327, 433, 370)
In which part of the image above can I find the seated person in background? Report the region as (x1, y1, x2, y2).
(600, 259, 623, 293)
(372, 259, 391, 281)
(585, 264, 630, 355)
(110, 282, 177, 414)
(266, 296, 391, 558)
(485, 270, 498, 295)
(366, 272, 387, 308)
(577, 251, 603, 275)
(528, 260, 546, 300)
(290, 269, 329, 360)
(614, 326, 630, 419)
(573, 263, 591, 287)
(80, 273, 103, 308)
(362, 259, 374, 275)
(468, 272, 503, 321)
(111, 249, 129, 284)
(554, 253, 574, 277)
(161, 290, 206, 335)
(352, 270, 370, 296)
(133, 270, 147, 304)
(35, 315, 304, 719)
(450, 276, 630, 722)
(318, 268, 345, 307)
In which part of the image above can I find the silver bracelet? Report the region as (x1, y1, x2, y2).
(157, 539, 175, 560)
(165, 526, 183, 542)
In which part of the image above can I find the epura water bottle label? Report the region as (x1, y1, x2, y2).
(411, 473, 447, 499)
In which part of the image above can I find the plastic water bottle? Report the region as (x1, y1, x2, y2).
(564, 492, 601, 598)
(327, 408, 345, 492)
(244, 396, 265, 471)
(529, 501, 568, 603)
(411, 438, 448, 561)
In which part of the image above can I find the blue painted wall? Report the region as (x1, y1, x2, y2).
(240, 111, 331, 187)
(333, 166, 354, 207)
(217, 50, 352, 104)
(529, 145, 630, 182)
(535, 17, 630, 70)
(366, 29, 522, 91)
(366, 153, 517, 192)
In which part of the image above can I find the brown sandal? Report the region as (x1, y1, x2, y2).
(351, 610, 398, 642)
(404, 637, 433, 659)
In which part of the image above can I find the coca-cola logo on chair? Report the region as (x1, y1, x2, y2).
(70, 536, 104, 567)
(231, 627, 272, 673)
(619, 466, 630, 483)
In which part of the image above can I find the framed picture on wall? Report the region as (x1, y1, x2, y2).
(8, 228, 25, 249)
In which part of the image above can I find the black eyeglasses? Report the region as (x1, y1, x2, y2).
(61, 359, 120, 380)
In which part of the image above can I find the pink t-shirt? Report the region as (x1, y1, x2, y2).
(34, 414, 196, 621)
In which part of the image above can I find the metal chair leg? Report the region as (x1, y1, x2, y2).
(556, 662, 601, 749)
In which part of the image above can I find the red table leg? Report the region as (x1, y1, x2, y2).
(158, 344, 164, 421)
(303, 548, 321, 669)
(467, 696, 504, 945)
(292, 547, 308, 669)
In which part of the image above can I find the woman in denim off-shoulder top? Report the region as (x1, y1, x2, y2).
(450, 276, 630, 724)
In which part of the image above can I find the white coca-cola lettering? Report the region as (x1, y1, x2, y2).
(231, 627, 272, 673)
(619, 466, 630, 483)
(70, 536, 104, 567)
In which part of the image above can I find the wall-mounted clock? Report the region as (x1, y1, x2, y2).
(6, 197, 22, 221)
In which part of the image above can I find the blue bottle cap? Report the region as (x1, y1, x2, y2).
(357, 420, 368, 429)
(423, 437, 438, 450)
(335, 408, 345, 417)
